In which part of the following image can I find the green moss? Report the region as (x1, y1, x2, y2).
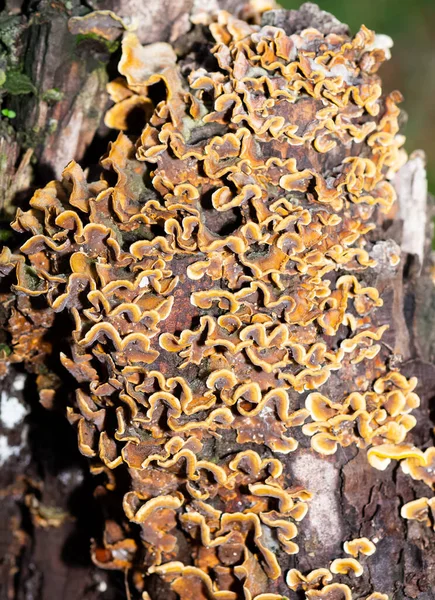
(0, 15, 23, 59)
(4, 69, 36, 95)
(22, 266, 43, 291)
(0, 229, 12, 241)
(42, 88, 64, 103)
(19, 126, 49, 152)
(48, 118, 58, 133)
(0, 343, 12, 356)
(75, 32, 120, 54)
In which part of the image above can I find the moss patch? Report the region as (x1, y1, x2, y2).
(3, 70, 36, 95)
(75, 32, 120, 54)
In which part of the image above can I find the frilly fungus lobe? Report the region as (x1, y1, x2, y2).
(0, 3, 420, 599)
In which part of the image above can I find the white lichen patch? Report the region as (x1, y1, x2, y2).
(395, 152, 428, 269)
(367, 34, 394, 59)
(12, 373, 26, 392)
(308, 59, 354, 84)
(58, 467, 85, 488)
(0, 390, 28, 429)
(292, 451, 341, 549)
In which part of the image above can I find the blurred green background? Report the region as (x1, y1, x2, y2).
(281, 0, 435, 193)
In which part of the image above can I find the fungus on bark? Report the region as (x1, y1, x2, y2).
(0, 1, 430, 599)
(343, 537, 376, 558)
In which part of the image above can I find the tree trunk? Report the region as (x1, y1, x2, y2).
(1, 2, 435, 600)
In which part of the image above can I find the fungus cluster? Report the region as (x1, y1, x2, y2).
(0, 3, 425, 599)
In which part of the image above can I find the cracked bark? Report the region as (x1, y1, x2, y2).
(0, 2, 435, 600)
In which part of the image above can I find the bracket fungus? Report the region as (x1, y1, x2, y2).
(401, 497, 435, 530)
(0, 1, 427, 599)
(343, 537, 376, 558)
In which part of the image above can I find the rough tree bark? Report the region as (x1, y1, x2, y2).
(0, 2, 434, 600)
